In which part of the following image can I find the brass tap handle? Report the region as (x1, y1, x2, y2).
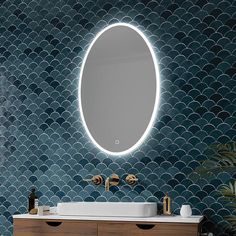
(84, 175, 103, 185)
(126, 174, 138, 185)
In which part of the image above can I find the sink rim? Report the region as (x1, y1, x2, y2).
(57, 201, 157, 217)
(58, 202, 156, 205)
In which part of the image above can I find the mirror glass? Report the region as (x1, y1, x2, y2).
(79, 23, 160, 155)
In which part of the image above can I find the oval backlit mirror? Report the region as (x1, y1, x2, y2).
(79, 23, 160, 155)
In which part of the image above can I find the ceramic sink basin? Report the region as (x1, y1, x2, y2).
(57, 202, 157, 217)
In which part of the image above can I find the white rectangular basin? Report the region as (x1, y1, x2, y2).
(57, 202, 157, 217)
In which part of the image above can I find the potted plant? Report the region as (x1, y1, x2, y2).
(195, 142, 236, 233)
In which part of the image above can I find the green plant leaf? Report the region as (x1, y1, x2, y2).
(196, 142, 236, 175)
(192, 143, 236, 233)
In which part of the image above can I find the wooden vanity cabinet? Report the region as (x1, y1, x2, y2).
(14, 219, 200, 236)
(14, 219, 97, 236)
(98, 222, 199, 236)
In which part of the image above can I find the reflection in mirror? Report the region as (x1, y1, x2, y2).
(79, 23, 160, 155)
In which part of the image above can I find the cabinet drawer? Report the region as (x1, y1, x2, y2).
(14, 219, 97, 236)
(98, 222, 198, 236)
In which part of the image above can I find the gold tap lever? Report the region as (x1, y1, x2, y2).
(125, 174, 138, 185)
(105, 174, 119, 191)
(83, 175, 103, 185)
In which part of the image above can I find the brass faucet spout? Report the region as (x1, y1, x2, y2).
(105, 174, 119, 191)
(105, 177, 110, 191)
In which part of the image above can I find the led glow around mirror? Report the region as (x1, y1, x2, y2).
(79, 23, 160, 155)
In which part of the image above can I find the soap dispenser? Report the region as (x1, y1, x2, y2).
(28, 188, 38, 213)
(163, 193, 171, 215)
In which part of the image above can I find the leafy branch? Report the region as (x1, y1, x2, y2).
(194, 142, 236, 233)
(196, 143, 236, 176)
(219, 181, 236, 232)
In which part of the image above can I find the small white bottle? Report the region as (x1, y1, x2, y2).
(180, 204, 192, 217)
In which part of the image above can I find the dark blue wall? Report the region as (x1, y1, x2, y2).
(0, 0, 235, 235)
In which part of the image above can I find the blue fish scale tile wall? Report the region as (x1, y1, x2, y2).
(0, 0, 235, 235)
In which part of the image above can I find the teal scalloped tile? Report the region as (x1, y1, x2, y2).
(0, 0, 235, 235)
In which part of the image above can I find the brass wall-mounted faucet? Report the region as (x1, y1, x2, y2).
(84, 174, 138, 191)
(105, 174, 119, 191)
